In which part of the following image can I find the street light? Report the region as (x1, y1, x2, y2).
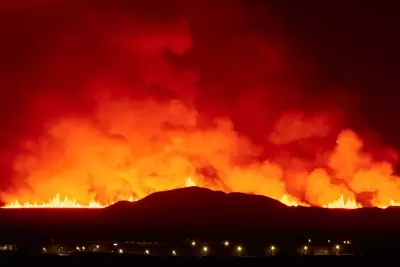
(145, 249, 150, 255)
(270, 245, 276, 256)
(172, 250, 177, 256)
(236, 246, 242, 256)
(118, 249, 123, 254)
(335, 244, 340, 255)
(202, 246, 208, 256)
(303, 245, 308, 254)
(224, 241, 230, 247)
(191, 241, 196, 247)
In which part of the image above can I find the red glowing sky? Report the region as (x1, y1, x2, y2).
(0, 0, 399, 207)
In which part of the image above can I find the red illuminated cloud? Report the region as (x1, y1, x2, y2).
(0, 0, 61, 9)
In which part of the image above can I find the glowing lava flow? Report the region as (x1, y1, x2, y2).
(3, 194, 137, 209)
(279, 195, 309, 208)
(3, 177, 194, 209)
(377, 200, 400, 209)
(2, 177, 398, 209)
(2, 192, 360, 209)
(322, 196, 362, 209)
(4, 194, 106, 208)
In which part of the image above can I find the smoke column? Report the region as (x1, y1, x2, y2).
(0, 0, 398, 208)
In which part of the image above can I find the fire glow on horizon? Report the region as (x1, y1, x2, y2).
(1, 2, 399, 212)
(3, 177, 400, 209)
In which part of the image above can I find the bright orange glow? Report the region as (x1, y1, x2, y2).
(4, 194, 105, 208)
(3, 177, 398, 209)
(322, 195, 361, 209)
(279, 194, 309, 207)
(4, 193, 137, 208)
(2, 99, 400, 210)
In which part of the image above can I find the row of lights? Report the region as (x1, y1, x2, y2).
(83, 244, 345, 256)
(303, 238, 351, 253)
(76, 243, 345, 256)
(74, 240, 277, 256)
(49, 239, 350, 256)
(308, 239, 352, 244)
(302, 244, 342, 251)
(192, 240, 275, 256)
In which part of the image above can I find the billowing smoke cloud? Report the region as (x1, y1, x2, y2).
(0, 0, 398, 208)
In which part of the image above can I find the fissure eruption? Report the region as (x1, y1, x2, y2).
(3, 103, 400, 210)
(0, 1, 398, 210)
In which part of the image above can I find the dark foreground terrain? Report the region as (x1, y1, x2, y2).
(0, 252, 375, 265)
(0, 187, 399, 255)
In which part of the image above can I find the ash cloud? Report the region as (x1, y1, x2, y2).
(0, 0, 397, 207)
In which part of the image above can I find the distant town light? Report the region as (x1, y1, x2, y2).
(96, 245, 100, 249)
(224, 241, 230, 247)
(236, 245, 243, 256)
(328, 240, 331, 243)
(172, 250, 177, 256)
(269, 245, 276, 256)
(75, 246, 80, 251)
(82, 246, 85, 251)
(145, 249, 150, 255)
(191, 241, 196, 247)
(202, 246, 208, 256)
(335, 245, 340, 250)
(118, 249, 123, 254)
(113, 243, 118, 247)
(303, 246, 308, 250)
(308, 239, 312, 243)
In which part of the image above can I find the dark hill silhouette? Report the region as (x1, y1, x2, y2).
(101, 187, 400, 238)
(2, 187, 400, 243)
(103, 187, 289, 232)
(105, 187, 286, 212)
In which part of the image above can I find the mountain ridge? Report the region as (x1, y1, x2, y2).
(2, 187, 400, 243)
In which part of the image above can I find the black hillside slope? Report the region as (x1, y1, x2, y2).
(1, 187, 400, 242)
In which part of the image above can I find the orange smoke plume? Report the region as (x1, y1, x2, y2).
(3, 96, 400, 209)
(1, 1, 399, 210)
